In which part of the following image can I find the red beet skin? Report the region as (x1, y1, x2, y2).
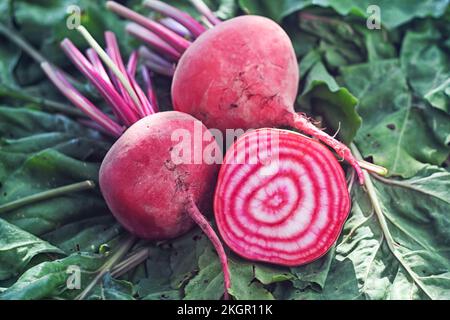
(172, 15, 299, 132)
(99, 111, 218, 240)
(214, 129, 350, 266)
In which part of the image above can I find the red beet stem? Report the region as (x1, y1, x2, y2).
(185, 195, 231, 300)
(159, 18, 193, 39)
(61, 39, 139, 126)
(288, 112, 364, 183)
(86, 48, 113, 85)
(107, 1, 191, 53)
(41, 62, 124, 137)
(139, 46, 176, 77)
(105, 31, 144, 117)
(141, 66, 159, 112)
(144, 0, 206, 37)
(127, 50, 139, 77)
(126, 23, 181, 61)
(189, 0, 221, 26)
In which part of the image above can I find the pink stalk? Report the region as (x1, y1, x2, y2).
(41, 62, 124, 137)
(129, 75, 155, 115)
(61, 39, 139, 126)
(105, 32, 154, 116)
(143, 0, 206, 37)
(141, 66, 159, 112)
(105, 32, 143, 117)
(106, 1, 191, 53)
(127, 50, 139, 77)
(85, 48, 127, 124)
(185, 195, 230, 300)
(139, 46, 176, 77)
(159, 18, 193, 39)
(86, 48, 112, 85)
(138, 46, 175, 69)
(189, 0, 221, 25)
(126, 23, 181, 61)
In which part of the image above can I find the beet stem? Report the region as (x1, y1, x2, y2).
(185, 195, 231, 300)
(111, 247, 150, 278)
(358, 160, 388, 176)
(41, 62, 124, 137)
(350, 144, 433, 299)
(144, 0, 206, 37)
(106, 1, 191, 53)
(139, 47, 176, 77)
(159, 18, 193, 39)
(60, 39, 138, 126)
(141, 66, 159, 111)
(290, 112, 365, 183)
(126, 50, 139, 77)
(0, 180, 95, 214)
(104, 32, 153, 117)
(85, 48, 128, 124)
(76, 26, 144, 116)
(126, 23, 181, 61)
(189, 0, 221, 25)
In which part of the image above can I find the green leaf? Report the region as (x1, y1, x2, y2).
(238, 1, 448, 27)
(274, 258, 363, 300)
(291, 246, 335, 290)
(254, 264, 293, 285)
(0, 107, 123, 286)
(87, 274, 135, 300)
(136, 245, 181, 300)
(0, 252, 106, 300)
(400, 21, 450, 113)
(338, 166, 450, 299)
(183, 245, 276, 300)
(299, 59, 361, 144)
(340, 59, 450, 177)
(183, 247, 226, 300)
(228, 259, 275, 300)
(277, 166, 450, 300)
(0, 218, 63, 281)
(0, 41, 20, 88)
(238, 0, 309, 21)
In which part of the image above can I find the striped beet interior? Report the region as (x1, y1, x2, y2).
(214, 128, 350, 266)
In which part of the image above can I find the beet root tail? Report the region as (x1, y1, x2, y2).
(290, 112, 365, 184)
(185, 195, 231, 300)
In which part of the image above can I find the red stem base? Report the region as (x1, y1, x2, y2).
(288, 112, 364, 184)
(185, 195, 231, 300)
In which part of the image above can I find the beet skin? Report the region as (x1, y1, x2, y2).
(99, 111, 219, 240)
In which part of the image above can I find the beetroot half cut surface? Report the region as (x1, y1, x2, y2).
(214, 128, 351, 266)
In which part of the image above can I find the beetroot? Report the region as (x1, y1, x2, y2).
(214, 128, 350, 266)
(99, 112, 216, 240)
(171, 15, 365, 182)
(172, 15, 299, 133)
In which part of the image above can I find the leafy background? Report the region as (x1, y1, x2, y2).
(0, 0, 449, 300)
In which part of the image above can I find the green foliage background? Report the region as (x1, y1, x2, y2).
(0, 0, 449, 300)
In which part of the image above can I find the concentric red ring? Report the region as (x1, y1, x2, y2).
(214, 128, 350, 266)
